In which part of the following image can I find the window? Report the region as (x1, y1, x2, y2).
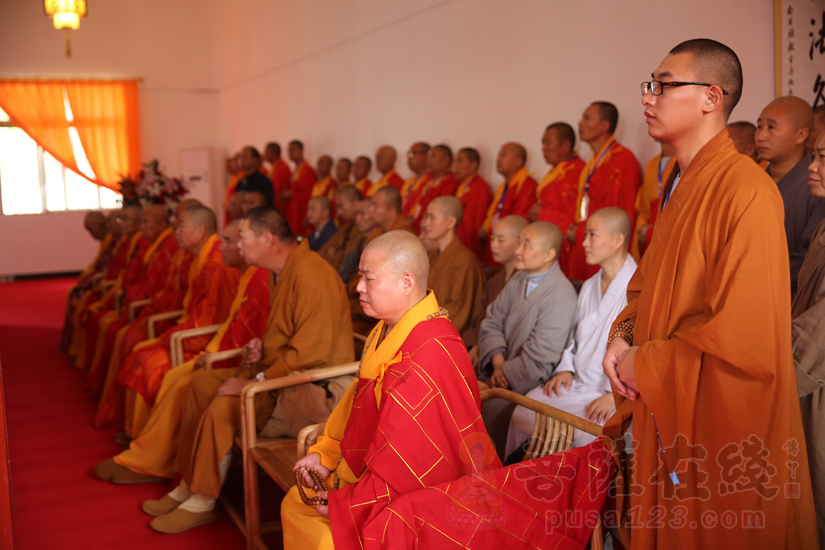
(0, 102, 121, 215)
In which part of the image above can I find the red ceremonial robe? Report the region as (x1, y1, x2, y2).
(568, 136, 640, 280)
(401, 173, 433, 218)
(537, 156, 585, 277)
(456, 173, 493, 258)
(270, 158, 293, 212)
(368, 170, 405, 196)
(363, 440, 616, 549)
(408, 171, 460, 233)
(482, 168, 538, 264)
(287, 161, 318, 235)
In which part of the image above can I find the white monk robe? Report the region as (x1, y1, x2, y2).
(506, 254, 637, 455)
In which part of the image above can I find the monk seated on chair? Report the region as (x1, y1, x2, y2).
(280, 230, 495, 549)
(477, 221, 577, 457)
(141, 205, 355, 534)
(506, 207, 636, 460)
(95, 218, 271, 485)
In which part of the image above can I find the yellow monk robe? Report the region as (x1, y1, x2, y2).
(427, 236, 485, 335)
(109, 234, 240, 435)
(113, 266, 271, 478)
(365, 169, 404, 197)
(569, 135, 640, 280)
(61, 232, 116, 350)
(176, 241, 354, 498)
(352, 177, 372, 197)
(86, 228, 179, 389)
(401, 172, 433, 218)
(631, 152, 677, 261)
(73, 232, 147, 370)
(281, 291, 495, 549)
(319, 220, 364, 271)
(536, 155, 585, 277)
(68, 233, 129, 365)
(604, 130, 818, 549)
(456, 173, 492, 258)
(311, 175, 337, 199)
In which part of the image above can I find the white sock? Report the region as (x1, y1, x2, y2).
(167, 480, 190, 502)
(179, 493, 216, 513)
(176, 450, 232, 513)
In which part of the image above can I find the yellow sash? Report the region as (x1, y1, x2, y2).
(367, 170, 398, 197)
(108, 232, 144, 297)
(536, 156, 580, 196)
(311, 176, 335, 198)
(456, 174, 478, 199)
(483, 167, 530, 230)
(178, 233, 220, 323)
(142, 227, 174, 264)
(310, 291, 442, 476)
(204, 266, 259, 353)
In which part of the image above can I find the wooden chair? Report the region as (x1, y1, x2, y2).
(238, 362, 359, 550)
(168, 324, 223, 368)
(480, 387, 606, 550)
(127, 298, 151, 323)
(146, 309, 183, 339)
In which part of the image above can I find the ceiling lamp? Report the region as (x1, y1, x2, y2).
(44, 0, 87, 58)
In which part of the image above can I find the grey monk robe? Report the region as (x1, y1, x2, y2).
(477, 261, 577, 455)
(791, 217, 825, 545)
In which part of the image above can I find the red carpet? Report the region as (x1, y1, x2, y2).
(0, 277, 247, 549)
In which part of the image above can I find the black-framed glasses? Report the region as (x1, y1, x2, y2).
(641, 80, 729, 96)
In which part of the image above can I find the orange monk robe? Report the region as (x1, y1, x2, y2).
(408, 172, 460, 233)
(319, 221, 364, 271)
(569, 136, 640, 280)
(537, 156, 586, 277)
(400, 172, 433, 217)
(310, 176, 337, 200)
(105, 234, 239, 434)
(281, 292, 495, 549)
(632, 152, 677, 261)
(353, 178, 372, 197)
(456, 173, 493, 259)
(86, 229, 179, 388)
(270, 158, 293, 212)
(604, 131, 818, 549)
(481, 167, 538, 264)
(72, 233, 147, 370)
(286, 161, 317, 236)
(223, 172, 242, 224)
(61, 232, 116, 350)
(365, 169, 404, 196)
(68, 233, 130, 363)
(427, 237, 485, 335)
(177, 241, 354, 499)
(92, 235, 212, 428)
(112, 266, 271, 479)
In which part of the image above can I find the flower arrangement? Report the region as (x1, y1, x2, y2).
(117, 160, 189, 210)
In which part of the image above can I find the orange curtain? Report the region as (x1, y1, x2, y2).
(66, 80, 141, 190)
(0, 80, 81, 175)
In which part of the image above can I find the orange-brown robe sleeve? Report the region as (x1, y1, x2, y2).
(427, 238, 485, 335)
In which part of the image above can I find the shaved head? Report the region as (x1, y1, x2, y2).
(242, 205, 293, 242)
(183, 204, 217, 235)
(85, 211, 105, 225)
(669, 38, 742, 118)
(428, 195, 463, 226)
(727, 121, 756, 143)
(527, 221, 563, 254)
(590, 207, 631, 248)
(336, 184, 362, 202)
(494, 215, 529, 239)
(139, 205, 171, 243)
(84, 211, 107, 240)
(374, 185, 402, 213)
(763, 96, 814, 132)
(591, 102, 619, 135)
(375, 145, 397, 174)
(364, 230, 430, 291)
(120, 205, 141, 236)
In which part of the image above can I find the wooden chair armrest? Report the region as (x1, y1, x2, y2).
(169, 324, 223, 368)
(146, 309, 183, 339)
(128, 299, 151, 323)
(100, 279, 115, 293)
(202, 348, 244, 371)
(114, 290, 124, 314)
(352, 332, 368, 343)
(296, 423, 326, 459)
(480, 387, 603, 437)
(240, 362, 359, 451)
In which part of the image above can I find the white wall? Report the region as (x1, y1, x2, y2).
(0, 0, 220, 276)
(0, 0, 777, 275)
(211, 0, 776, 184)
